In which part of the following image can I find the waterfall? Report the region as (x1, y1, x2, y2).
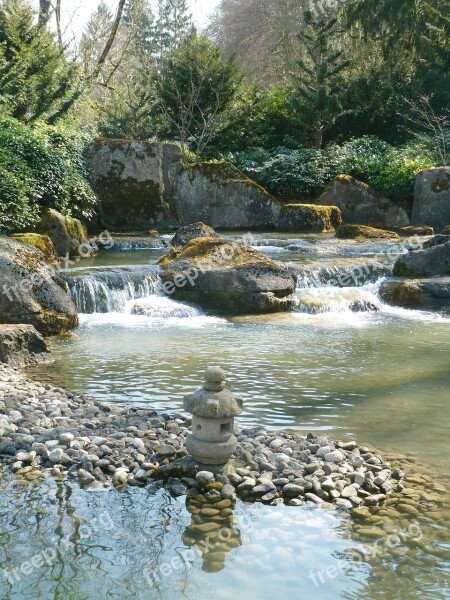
(65, 267, 160, 313)
(296, 261, 391, 289)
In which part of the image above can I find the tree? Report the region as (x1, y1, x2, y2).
(156, 0, 192, 58)
(81, 0, 159, 139)
(289, 10, 350, 149)
(155, 32, 244, 157)
(400, 96, 450, 166)
(0, 0, 80, 123)
(209, 0, 340, 84)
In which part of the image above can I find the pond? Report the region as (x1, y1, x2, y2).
(2, 232, 449, 599)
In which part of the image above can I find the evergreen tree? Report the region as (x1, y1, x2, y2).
(0, 0, 80, 123)
(156, 32, 243, 156)
(156, 0, 192, 58)
(289, 10, 350, 149)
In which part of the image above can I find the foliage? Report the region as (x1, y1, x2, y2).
(155, 31, 244, 157)
(399, 96, 450, 166)
(289, 10, 350, 149)
(226, 137, 433, 203)
(0, 116, 97, 233)
(0, 0, 81, 123)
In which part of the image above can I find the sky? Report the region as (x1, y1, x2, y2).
(32, 0, 220, 41)
(50, 0, 221, 42)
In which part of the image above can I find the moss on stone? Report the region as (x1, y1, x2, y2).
(183, 162, 279, 202)
(325, 174, 370, 191)
(279, 204, 342, 232)
(336, 224, 400, 241)
(163, 236, 284, 272)
(10, 234, 57, 263)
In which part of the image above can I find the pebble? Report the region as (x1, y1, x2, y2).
(0, 363, 412, 513)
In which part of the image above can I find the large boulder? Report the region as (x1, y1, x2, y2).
(10, 233, 58, 263)
(160, 236, 297, 314)
(277, 204, 342, 232)
(0, 237, 78, 335)
(86, 139, 180, 230)
(35, 209, 91, 259)
(319, 175, 410, 228)
(0, 324, 53, 367)
(380, 278, 450, 309)
(412, 168, 450, 230)
(336, 224, 400, 241)
(170, 162, 280, 229)
(393, 241, 450, 277)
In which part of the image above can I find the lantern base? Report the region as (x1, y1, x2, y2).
(186, 434, 237, 466)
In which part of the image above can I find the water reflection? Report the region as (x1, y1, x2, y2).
(183, 491, 241, 573)
(0, 469, 449, 599)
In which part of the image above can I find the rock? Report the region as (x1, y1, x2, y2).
(277, 204, 342, 233)
(324, 450, 345, 463)
(305, 493, 323, 504)
(35, 209, 92, 259)
(0, 237, 78, 335)
(397, 225, 434, 237)
(0, 325, 53, 367)
(112, 469, 129, 487)
(195, 471, 215, 486)
(412, 167, 450, 230)
(423, 235, 450, 249)
(393, 241, 450, 277)
(282, 483, 304, 498)
(86, 140, 180, 230)
(48, 448, 64, 463)
(156, 444, 176, 456)
(336, 224, 400, 241)
(78, 469, 95, 486)
(9, 234, 58, 263)
(319, 175, 409, 228)
(170, 162, 280, 229)
(171, 223, 219, 248)
(380, 278, 450, 309)
(160, 236, 298, 314)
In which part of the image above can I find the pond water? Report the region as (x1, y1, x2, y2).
(2, 232, 449, 599)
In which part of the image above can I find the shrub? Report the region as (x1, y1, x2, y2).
(0, 116, 96, 233)
(226, 136, 434, 204)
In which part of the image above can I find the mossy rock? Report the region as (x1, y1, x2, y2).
(320, 175, 410, 228)
(10, 233, 58, 264)
(35, 209, 91, 259)
(278, 204, 342, 232)
(160, 235, 297, 315)
(172, 162, 279, 229)
(0, 237, 78, 336)
(397, 225, 434, 237)
(336, 224, 400, 241)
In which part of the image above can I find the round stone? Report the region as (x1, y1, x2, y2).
(205, 367, 225, 384)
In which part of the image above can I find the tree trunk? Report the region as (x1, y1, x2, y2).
(55, 0, 63, 49)
(314, 126, 323, 149)
(39, 0, 52, 25)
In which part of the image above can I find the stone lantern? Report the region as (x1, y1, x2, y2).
(184, 367, 243, 465)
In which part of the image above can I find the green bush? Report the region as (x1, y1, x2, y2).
(226, 136, 434, 203)
(0, 116, 96, 233)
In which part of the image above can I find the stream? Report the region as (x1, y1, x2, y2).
(1, 232, 449, 599)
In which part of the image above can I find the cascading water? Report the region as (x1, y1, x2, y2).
(64, 267, 161, 313)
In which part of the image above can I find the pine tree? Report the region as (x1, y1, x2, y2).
(0, 0, 79, 123)
(156, 0, 192, 59)
(289, 10, 350, 149)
